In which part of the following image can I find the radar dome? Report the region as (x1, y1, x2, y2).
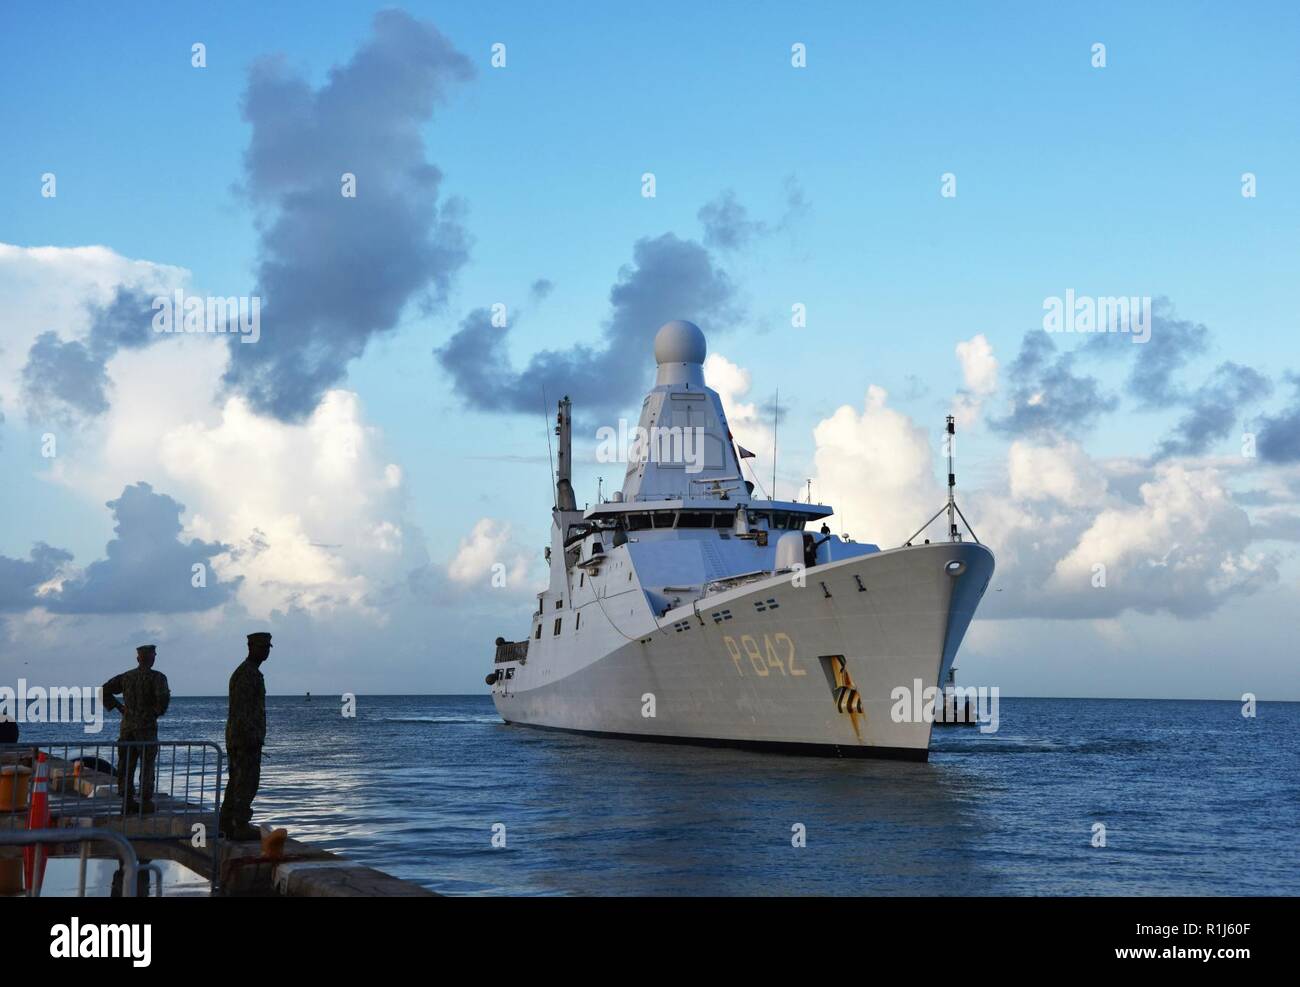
(653, 320, 707, 366)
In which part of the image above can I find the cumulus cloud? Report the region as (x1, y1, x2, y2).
(812, 385, 941, 546)
(1048, 464, 1276, 617)
(1118, 305, 1210, 407)
(437, 232, 739, 416)
(222, 9, 474, 422)
(952, 333, 998, 425)
(42, 482, 239, 614)
(1248, 505, 1300, 542)
(20, 287, 158, 424)
(158, 390, 415, 618)
(0, 544, 73, 612)
(22, 332, 111, 420)
(447, 518, 535, 589)
(0, 245, 187, 423)
(804, 366, 1275, 620)
(1256, 373, 1300, 463)
(5, 240, 429, 628)
(704, 352, 774, 467)
(989, 330, 1117, 438)
(1007, 439, 1107, 507)
(1155, 362, 1271, 457)
(1105, 305, 1271, 456)
(1084, 302, 1272, 458)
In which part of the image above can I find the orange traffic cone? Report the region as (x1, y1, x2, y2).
(24, 752, 50, 893)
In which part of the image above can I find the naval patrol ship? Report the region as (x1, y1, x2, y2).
(486, 320, 994, 759)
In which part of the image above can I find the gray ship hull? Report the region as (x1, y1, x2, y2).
(493, 541, 994, 760)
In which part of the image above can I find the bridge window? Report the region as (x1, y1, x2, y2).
(534, 623, 541, 640)
(553, 618, 562, 636)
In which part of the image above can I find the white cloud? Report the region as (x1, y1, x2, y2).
(1007, 439, 1107, 507)
(5, 245, 419, 621)
(811, 385, 940, 546)
(952, 333, 998, 425)
(155, 391, 412, 618)
(1049, 463, 1275, 616)
(0, 243, 186, 417)
(806, 384, 1276, 620)
(704, 352, 773, 462)
(447, 518, 534, 589)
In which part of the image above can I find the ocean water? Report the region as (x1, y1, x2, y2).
(13, 696, 1299, 896)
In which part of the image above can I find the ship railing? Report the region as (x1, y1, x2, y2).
(1, 740, 223, 894)
(494, 640, 530, 664)
(703, 569, 774, 595)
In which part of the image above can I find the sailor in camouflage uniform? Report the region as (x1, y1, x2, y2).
(102, 644, 171, 812)
(220, 632, 271, 841)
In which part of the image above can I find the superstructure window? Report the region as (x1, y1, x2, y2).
(676, 512, 713, 528)
(555, 599, 563, 609)
(553, 617, 562, 636)
(534, 623, 541, 640)
(575, 611, 582, 630)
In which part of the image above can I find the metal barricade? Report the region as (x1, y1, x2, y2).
(0, 740, 223, 894)
(0, 827, 142, 897)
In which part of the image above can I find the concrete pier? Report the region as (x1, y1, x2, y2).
(1, 751, 436, 897)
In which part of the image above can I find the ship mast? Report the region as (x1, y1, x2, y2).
(555, 395, 576, 512)
(945, 415, 958, 542)
(903, 415, 980, 546)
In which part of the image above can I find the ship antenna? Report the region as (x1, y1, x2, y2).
(542, 386, 557, 511)
(742, 454, 771, 500)
(771, 388, 778, 500)
(946, 415, 958, 542)
(902, 415, 981, 546)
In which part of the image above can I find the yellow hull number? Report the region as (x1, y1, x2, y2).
(722, 632, 805, 678)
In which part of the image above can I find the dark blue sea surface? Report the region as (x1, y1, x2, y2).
(16, 696, 1299, 895)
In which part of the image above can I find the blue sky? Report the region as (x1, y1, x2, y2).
(1, 2, 1298, 698)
